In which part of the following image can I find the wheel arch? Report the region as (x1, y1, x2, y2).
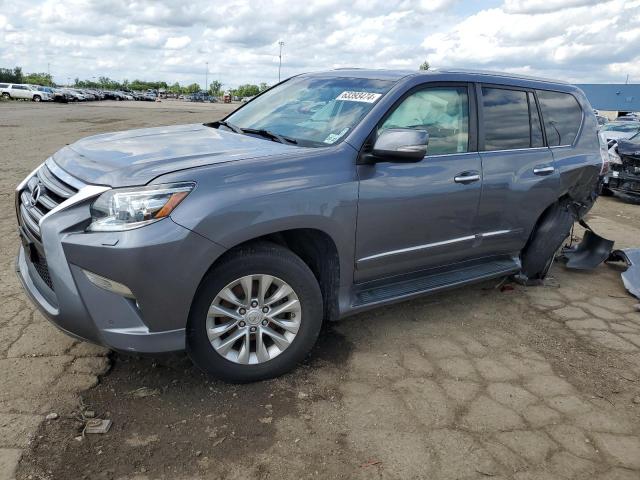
(196, 227, 341, 323)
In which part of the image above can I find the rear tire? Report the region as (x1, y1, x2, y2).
(521, 201, 574, 280)
(33, 95, 41, 102)
(1, 92, 9, 98)
(187, 243, 323, 383)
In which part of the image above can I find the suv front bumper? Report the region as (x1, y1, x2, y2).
(606, 167, 640, 196)
(15, 168, 225, 353)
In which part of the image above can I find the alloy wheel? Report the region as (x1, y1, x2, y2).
(206, 274, 301, 364)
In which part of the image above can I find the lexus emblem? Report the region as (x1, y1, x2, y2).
(29, 183, 42, 207)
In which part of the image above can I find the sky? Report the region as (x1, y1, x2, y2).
(0, 0, 639, 89)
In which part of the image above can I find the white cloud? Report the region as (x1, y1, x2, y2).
(503, 0, 600, 14)
(0, 0, 638, 87)
(422, 0, 640, 83)
(164, 35, 191, 49)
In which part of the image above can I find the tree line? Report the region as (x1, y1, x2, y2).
(1, 66, 270, 97)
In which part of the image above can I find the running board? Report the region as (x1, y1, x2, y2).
(353, 258, 520, 307)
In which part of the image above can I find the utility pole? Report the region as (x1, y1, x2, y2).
(205, 62, 208, 94)
(278, 41, 285, 83)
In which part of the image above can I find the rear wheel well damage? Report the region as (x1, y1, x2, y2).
(201, 229, 341, 322)
(519, 196, 576, 281)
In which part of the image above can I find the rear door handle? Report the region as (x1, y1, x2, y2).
(533, 165, 555, 175)
(454, 171, 481, 184)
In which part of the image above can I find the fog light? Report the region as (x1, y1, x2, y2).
(83, 269, 135, 299)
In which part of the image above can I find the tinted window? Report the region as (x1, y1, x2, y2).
(380, 86, 469, 155)
(536, 90, 583, 146)
(529, 92, 544, 147)
(482, 87, 530, 150)
(0, 83, 7, 88)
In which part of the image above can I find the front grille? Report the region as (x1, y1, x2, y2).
(17, 160, 83, 289)
(32, 257, 53, 289)
(620, 156, 640, 177)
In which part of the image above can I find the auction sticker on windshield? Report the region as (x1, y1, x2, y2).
(336, 91, 382, 103)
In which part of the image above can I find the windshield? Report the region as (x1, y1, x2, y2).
(223, 76, 395, 147)
(602, 123, 640, 133)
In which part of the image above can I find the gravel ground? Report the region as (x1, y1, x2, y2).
(1, 101, 640, 480)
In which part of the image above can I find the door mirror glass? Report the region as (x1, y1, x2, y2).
(372, 128, 429, 162)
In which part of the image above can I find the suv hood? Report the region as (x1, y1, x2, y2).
(52, 123, 300, 187)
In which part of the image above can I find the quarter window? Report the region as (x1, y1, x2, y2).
(481, 87, 530, 151)
(379, 86, 469, 155)
(536, 90, 583, 146)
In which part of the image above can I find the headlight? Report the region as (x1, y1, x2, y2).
(87, 182, 194, 232)
(608, 147, 622, 165)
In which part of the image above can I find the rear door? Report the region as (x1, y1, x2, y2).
(474, 85, 558, 257)
(11, 85, 29, 99)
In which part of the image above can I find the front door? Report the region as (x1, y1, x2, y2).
(355, 84, 482, 283)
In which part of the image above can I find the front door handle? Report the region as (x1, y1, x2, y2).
(454, 171, 481, 184)
(533, 165, 555, 175)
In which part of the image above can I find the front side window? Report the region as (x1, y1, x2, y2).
(224, 76, 394, 147)
(379, 86, 469, 155)
(482, 87, 530, 151)
(536, 90, 583, 146)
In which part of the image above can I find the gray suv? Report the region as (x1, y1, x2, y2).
(16, 69, 606, 382)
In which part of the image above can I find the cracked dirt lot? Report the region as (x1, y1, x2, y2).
(2, 102, 640, 480)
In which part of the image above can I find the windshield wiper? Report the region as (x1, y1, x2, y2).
(208, 120, 244, 134)
(240, 128, 298, 145)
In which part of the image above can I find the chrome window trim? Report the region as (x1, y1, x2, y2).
(425, 146, 555, 157)
(424, 151, 478, 159)
(480, 146, 550, 154)
(357, 230, 514, 263)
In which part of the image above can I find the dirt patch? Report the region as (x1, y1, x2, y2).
(18, 325, 353, 480)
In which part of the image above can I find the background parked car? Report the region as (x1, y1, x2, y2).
(602, 131, 640, 199)
(37, 86, 72, 103)
(615, 113, 640, 122)
(2, 84, 51, 101)
(600, 121, 640, 146)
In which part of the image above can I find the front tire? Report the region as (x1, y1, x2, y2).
(33, 95, 41, 102)
(187, 243, 323, 383)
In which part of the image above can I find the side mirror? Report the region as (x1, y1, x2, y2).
(371, 128, 429, 162)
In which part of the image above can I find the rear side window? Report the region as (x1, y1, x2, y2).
(481, 87, 530, 150)
(0, 83, 7, 88)
(536, 90, 583, 146)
